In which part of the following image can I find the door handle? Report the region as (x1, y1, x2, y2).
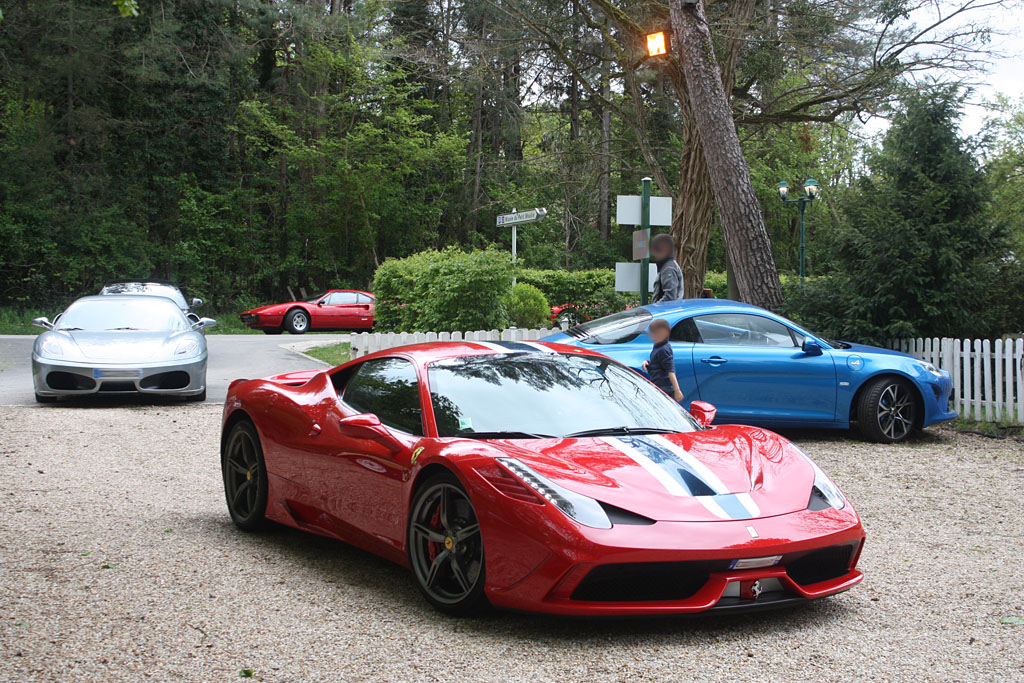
(700, 356, 728, 366)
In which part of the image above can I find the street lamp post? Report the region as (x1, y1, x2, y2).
(777, 178, 820, 282)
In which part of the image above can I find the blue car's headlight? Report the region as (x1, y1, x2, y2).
(501, 458, 612, 529)
(915, 360, 943, 378)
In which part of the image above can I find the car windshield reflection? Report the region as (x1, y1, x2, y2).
(427, 353, 698, 438)
(56, 298, 189, 332)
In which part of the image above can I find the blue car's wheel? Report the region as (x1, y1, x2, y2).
(857, 377, 917, 443)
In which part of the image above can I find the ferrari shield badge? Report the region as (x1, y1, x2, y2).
(411, 446, 424, 465)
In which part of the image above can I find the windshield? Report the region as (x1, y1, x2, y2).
(100, 283, 187, 309)
(566, 308, 653, 345)
(427, 353, 699, 438)
(305, 291, 328, 303)
(57, 298, 189, 332)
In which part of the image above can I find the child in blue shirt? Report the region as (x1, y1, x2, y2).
(641, 318, 684, 402)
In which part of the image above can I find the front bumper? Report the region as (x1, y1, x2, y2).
(32, 354, 207, 398)
(918, 371, 957, 427)
(472, 476, 865, 616)
(239, 312, 283, 330)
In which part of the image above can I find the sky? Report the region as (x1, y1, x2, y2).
(863, 0, 1024, 138)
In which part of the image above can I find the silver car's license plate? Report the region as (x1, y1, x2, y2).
(93, 369, 142, 379)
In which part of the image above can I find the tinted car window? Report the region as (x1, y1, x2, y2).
(566, 308, 653, 345)
(100, 282, 188, 310)
(342, 358, 423, 435)
(692, 313, 798, 347)
(671, 317, 701, 343)
(326, 291, 359, 305)
(427, 353, 699, 437)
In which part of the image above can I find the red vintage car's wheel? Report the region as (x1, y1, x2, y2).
(284, 309, 309, 334)
(221, 420, 268, 531)
(407, 473, 487, 615)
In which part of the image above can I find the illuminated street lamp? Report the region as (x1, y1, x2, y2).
(777, 178, 820, 282)
(645, 31, 670, 58)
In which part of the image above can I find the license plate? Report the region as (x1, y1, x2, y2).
(729, 555, 782, 570)
(93, 369, 142, 379)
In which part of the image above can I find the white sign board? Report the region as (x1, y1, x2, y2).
(615, 262, 658, 293)
(497, 208, 547, 226)
(616, 195, 673, 226)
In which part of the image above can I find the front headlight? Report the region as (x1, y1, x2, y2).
(792, 446, 845, 510)
(40, 337, 66, 356)
(916, 360, 943, 377)
(501, 458, 612, 529)
(174, 339, 200, 356)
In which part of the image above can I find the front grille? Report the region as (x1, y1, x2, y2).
(239, 314, 258, 324)
(46, 372, 96, 391)
(140, 371, 190, 390)
(98, 381, 136, 392)
(571, 562, 710, 602)
(785, 544, 854, 586)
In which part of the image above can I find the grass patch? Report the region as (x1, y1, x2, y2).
(304, 341, 351, 367)
(0, 308, 49, 334)
(0, 306, 261, 335)
(951, 417, 1023, 436)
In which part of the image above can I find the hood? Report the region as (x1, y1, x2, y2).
(837, 341, 915, 359)
(246, 302, 306, 315)
(486, 426, 813, 522)
(42, 330, 199, 363)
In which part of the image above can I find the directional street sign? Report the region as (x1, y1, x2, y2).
(496, 208, 547, 226)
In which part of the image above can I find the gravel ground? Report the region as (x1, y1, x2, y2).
(1, 405, 1022, 682)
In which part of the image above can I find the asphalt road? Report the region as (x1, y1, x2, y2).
(0, 334, 350, 406)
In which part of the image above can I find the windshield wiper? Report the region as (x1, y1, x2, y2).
(455, 430, 556, 440)
(106, 327, 142, 331)
(562, 426, 675, 438)
(57, 327, 83, 331)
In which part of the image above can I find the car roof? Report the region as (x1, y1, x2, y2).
(73, 294, 182, 306)
(352, 340, 603, 365)
(324, 289, 373, 296)
(642, 298, 767, 316)
(101, 280, 183, 290)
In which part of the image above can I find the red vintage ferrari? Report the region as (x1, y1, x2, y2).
(220, 341, 864, 616)
(238, 289, 374, 334)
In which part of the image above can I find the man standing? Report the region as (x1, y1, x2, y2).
(650, 233, 684, 303)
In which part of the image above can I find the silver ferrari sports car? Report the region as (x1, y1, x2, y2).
(32, 295, 216, 403)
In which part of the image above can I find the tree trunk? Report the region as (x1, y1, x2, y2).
(598, 41, 611, 241)
(669, 0, 782, 311)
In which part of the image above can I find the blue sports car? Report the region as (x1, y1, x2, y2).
(544, 300, 956, 443)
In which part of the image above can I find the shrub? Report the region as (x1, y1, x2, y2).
(506, 283, 550, 328)
(516, 268, 615, 305)
(373, 247, 513, 332)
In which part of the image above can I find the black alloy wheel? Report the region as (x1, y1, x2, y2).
(407, 473, 487, 615)
(221, 420, 269, 530)
(857, 377, 917, 443)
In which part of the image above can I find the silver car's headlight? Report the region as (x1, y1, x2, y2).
(501, 458, 612, 529)
(40, 337, 67, 356)
(792, 445, 845, 510)
(174, 339, 200, 356)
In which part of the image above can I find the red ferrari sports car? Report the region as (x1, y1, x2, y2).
(220, 341, 864, 616)
(238, 289, 374, 334)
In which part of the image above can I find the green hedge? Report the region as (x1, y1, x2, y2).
(516, 268, 615, 305)
(373, 248, 513, 332)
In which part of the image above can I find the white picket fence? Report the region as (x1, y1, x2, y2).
(350, 327, 556, 360)
(893, 337, 1024, 423)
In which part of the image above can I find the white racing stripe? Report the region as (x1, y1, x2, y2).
(648, 434, 761, 517)
(473, 341, 508, 353)
(521, 341, 556, 353)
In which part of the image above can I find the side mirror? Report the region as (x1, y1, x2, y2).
(338, 413, 404, 452)
(193, 317, 217, 329)
(801, 339, 824, 356)
(689, 400, 717, 427)
(32, 317, 54, 330)
(317, 300, 325, 307)
(191, 298, 204, 309)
